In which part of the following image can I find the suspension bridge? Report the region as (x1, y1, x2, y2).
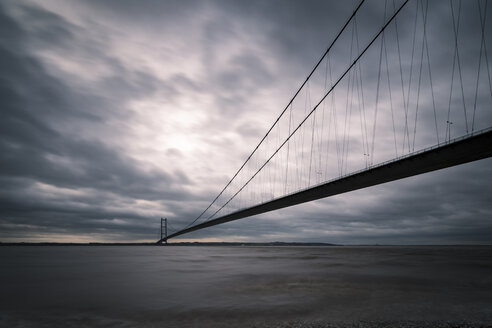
(158, 0, 492, 243)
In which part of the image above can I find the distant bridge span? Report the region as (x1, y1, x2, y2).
(158, 128, 492, 243)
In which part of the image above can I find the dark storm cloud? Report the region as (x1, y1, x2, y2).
(0, 2, 195, 240)
(214, 0, 355, 71)
(86, 0, 349, 71)
(0, 0, 490, 243)
(217, 54, 273, 92)
(0, 4, 187, 195)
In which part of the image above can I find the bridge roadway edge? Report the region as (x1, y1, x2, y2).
(159, 128, 492, 242)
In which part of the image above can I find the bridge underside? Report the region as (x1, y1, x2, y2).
(159, 129, 492, 242)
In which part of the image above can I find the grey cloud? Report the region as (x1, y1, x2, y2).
(1, 0, 491, 243)
(236, 121, 265, 140)
(16, 3, 77, 48)
(82, 0, 204, 27)
(214, 0, 353, 70)
(0, 1, 197, 240)
(229, 53, 274, 89)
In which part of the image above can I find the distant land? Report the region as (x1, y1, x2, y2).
(0, 241, 338, 247)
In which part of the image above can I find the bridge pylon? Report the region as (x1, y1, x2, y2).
(159, 218, 167, 245)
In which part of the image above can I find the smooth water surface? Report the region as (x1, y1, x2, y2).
(1, 246, 491, 327)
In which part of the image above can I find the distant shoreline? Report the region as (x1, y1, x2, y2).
(0, 241, 337, 247)
(1, 242, 490, 247)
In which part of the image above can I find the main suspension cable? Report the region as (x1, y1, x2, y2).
(182, 0, 367, 229)
(204, 0, 410, 223)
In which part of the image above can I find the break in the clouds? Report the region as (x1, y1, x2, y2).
(0, 0, 491, 244)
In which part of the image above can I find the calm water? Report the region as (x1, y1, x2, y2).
(1, 246, 491, 327)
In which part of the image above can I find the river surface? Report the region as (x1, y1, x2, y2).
(1, 246, 491, 327)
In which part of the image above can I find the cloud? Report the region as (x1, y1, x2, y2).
(0, 0, 491, 244)
(0, 1, 194, 241)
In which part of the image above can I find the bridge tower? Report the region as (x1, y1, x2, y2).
(160, 218, 167, 244)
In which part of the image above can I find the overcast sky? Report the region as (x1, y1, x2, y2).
(0, 0, 491, 244)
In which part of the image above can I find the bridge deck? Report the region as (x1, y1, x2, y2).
(159, 128, 492, 242)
